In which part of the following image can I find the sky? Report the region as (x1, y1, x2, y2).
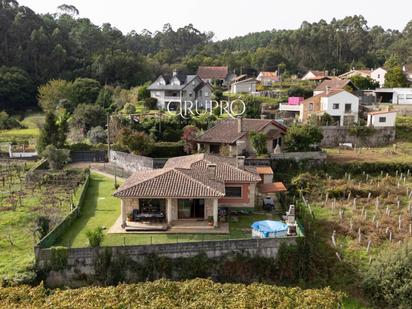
(18, 0, 412, 40)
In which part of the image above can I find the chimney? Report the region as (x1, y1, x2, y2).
(172, 69, 178, 77)
(206, 163, 217, 179)
(237, 116, 243, 133)
(260, 114, 266, 120)
(325, 86, 330, 94)
(236, 156, 245, 170)
(325, 70, 329, 76)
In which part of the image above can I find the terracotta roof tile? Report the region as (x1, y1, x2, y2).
(115, 154, 262, 198)
(197, 66, 228, 80)
(315, 77, 358, 92)
(195, 119, 286, 144)
(256, 166, 273, 175)
(260, 182, 287, 193)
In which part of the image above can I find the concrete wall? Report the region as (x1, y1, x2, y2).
(109, 150, 153, 174)
(36, 237, 296, 287)
(320, 126, 396, 147)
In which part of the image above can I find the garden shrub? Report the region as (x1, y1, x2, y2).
(48, 247, 68, 271)
(149, 141, 185, 158)
(86, 227, 104, 248)
(363, 242, 412, 308)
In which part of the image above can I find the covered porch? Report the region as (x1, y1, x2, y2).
(119, 197, 220, 231)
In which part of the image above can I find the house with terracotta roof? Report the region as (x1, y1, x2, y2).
(314, 77, 358, 96)
(197, 66, 235, 86)
(113, 154, 286, 231)
(301, 70, 330, 81)
(257, 71, 279, 86)
(147, 70, 212, 109)
(300, 89, 359, 126)
(402, 64, 412, 83)
(367, 110, 397, 127)
(339, 69, 372, 80)
(195, 118, 287, 157)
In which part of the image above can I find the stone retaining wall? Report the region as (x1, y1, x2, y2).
(35, 237, 296, 287)
(109, 150, 153, 173)
(320, 126, 395, 147)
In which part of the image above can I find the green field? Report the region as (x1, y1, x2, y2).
(57, 173, 274, 247)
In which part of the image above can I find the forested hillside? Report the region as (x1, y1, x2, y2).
(1, 0, 412, 111)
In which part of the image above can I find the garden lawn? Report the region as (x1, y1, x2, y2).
(57, 172, 270, 247)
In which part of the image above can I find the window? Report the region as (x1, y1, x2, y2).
(205, 92, 209, 97)
(333, 103, 339, 110)
(189, 92, 193, 97)
(378, 74, 380, 78)
(199, 90, 203, 97)
(344, 103, 351, 113)
(308, 103, 313, 111)
(379, 117, 386, 123)
(225, 186, 242, 198)
(406, 95, 412, 100)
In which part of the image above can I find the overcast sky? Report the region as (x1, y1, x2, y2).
(18, 0, 412, 40)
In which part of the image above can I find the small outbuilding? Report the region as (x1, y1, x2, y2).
(367, 110, 397, 127)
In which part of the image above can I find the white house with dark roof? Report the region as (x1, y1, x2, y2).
(147, 71, 212, 109)
(113, 154, 286, 231)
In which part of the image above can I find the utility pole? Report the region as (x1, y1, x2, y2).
(107, 114, 110, 161)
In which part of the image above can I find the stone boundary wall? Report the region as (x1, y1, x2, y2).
(109, 150, 153, 173)
(320, 126, 395, 147)
(35, 237, 297, 287)
(271, 151, 327, 161)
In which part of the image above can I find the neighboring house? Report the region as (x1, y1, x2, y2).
(301, 89, 359, 126)
(374, 88, 412, 104)
(147, 71, 212, 109)
(195, 118, 287, 157)
(114, 154, 286, 229)
(339, 69, 372, 79)
(370, 67, 387, 88)
(257, 71, 279, 86)
(197, 66, 234, 86)
(278, 97, 305, 119)
(301, 70, 329, 81)
(230, 78, 257, 94)
(314, 77, 358, 95)
(367, 111, 397, 127)
(402, 64, 412, 82)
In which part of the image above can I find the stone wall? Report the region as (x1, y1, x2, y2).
(109, 150, 153, 174)
(36, 237, 296, 287)
(320, 126, 396, 147)
(271, 151, 327, 161)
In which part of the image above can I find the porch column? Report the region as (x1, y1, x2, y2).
(167, 198, 173, 224)
(213, 198, 218, 227)
(121, 199, 126, 228)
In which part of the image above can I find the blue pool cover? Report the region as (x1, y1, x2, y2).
(251, 220, 288, 237)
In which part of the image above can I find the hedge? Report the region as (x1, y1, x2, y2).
(0, 279, 344, 309)
(149, 141, 185, 158)
(36, 170, 90, 249)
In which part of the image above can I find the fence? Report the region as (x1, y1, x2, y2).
(271, 151, 327, 161)
(35, 171, 90, 249)
(70, 151, 106, 163)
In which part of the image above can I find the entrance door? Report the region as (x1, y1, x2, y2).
(178, 199, 204, 219)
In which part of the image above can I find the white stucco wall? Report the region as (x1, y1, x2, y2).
(321, 91, 359, 125)
(367, 112, 396, 127)
(371, 68, 387, 88)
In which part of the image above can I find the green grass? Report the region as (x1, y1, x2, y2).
(57, 173, 271, 247)
(20, 113, 45, 129)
